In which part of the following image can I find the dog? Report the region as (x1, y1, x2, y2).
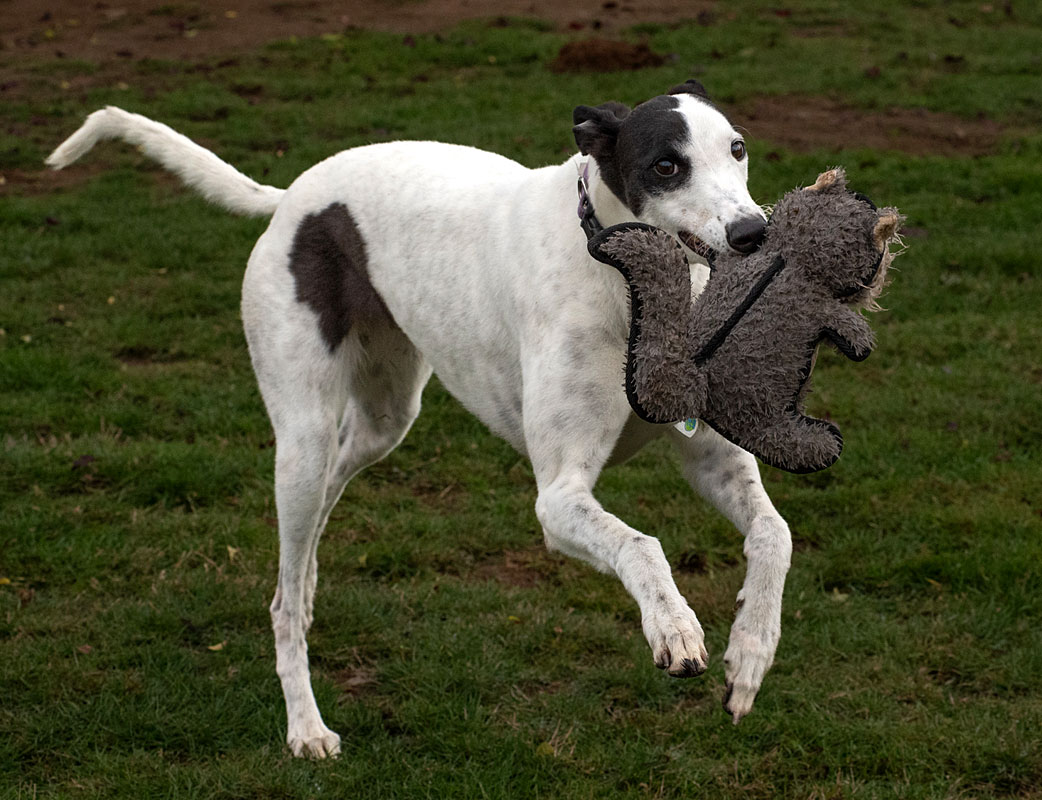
(47, 79, 793, 758)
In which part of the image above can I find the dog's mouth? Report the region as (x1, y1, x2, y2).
(678, 230, 717, 265)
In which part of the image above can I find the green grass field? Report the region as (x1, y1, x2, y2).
(2, 2, 1042, 797)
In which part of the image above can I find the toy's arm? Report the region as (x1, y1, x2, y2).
(820, 305, 875, 362)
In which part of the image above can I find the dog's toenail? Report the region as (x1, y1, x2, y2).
(681, 657, 706, 676)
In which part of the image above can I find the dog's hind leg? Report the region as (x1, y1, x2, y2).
(301, 324, 431, 631)
(253, 316, 429, 759)
(671, 425, 792, 723)
(259, 348, 342, 759)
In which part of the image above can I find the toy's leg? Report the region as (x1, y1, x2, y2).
(671, 425, 792, 722)
(748, 414, 844, 475)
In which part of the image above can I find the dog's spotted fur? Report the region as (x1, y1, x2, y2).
(47, 85, 793, 757)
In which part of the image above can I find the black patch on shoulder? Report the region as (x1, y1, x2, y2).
(605, 94, 691, 215)
(287, 203, 393, 352)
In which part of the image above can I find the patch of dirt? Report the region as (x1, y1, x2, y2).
(114, 344, 190, 367)
(472, 546, 559, 588)
(408, 478, 463, 511)
(331, 664, 379, 698)
(673, 547, 740, 575)
(732, 94, 1010, 157)
(0, 163, 108, 195)
(549, 38, 665, 73)
(0, 0, 715, 69)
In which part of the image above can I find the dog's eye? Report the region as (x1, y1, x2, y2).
(730, 140, 746, 161)
(653, 159, 678, 177)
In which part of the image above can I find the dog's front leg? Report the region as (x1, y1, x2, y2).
(672, 424, 792, 722)
(524, 367, 708, 678)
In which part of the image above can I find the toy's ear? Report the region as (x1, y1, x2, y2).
(873, 210, 902, 249)
(572, 102, 629, 158)
(806, 167, 847, 193)
(667, 79, 710, 101)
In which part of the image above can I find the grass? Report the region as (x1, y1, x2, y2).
(2, 2, 1042, 797)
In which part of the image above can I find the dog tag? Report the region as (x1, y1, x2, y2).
(674, 418, 699, 437)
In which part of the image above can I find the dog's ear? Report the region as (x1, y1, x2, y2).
(667, 79, 710, 100)
(595, 101, 631, 121)
(572, 102, 629, 157)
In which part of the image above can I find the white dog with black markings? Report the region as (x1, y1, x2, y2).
(47, 79, 792, 758)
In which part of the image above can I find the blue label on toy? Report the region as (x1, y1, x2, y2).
(674, 418, 699, 437)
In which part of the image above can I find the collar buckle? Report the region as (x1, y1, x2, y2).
(576, 160, 603, 240)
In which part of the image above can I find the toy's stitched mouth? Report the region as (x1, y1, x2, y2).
(678, 230, 716, 263)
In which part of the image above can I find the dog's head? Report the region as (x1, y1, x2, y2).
(573, 80, 765, 264)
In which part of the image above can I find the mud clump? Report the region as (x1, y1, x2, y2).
(549, 38, 667, 73)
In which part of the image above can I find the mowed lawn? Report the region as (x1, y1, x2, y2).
(2, 3, 1042, 798)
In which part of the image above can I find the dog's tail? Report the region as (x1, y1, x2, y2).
(45, 106, 284, 217)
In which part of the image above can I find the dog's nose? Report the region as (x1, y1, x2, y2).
(725, 216, 767, 254)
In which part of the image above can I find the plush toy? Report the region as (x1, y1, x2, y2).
(587, 167, 903, 474)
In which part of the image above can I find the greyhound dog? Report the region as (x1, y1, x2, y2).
(47, 80, 792, 758)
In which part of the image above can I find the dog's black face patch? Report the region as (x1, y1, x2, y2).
(288, 203, 394, 352)
(574, 94, 692, 216)
(613, 95, 693, 215)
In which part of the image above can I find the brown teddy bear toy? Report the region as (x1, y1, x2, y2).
(587, 167, 903, 473)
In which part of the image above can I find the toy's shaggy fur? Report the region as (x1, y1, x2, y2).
(588, 167, 903, 474)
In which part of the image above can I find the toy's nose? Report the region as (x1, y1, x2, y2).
(725, 216, 767, 254)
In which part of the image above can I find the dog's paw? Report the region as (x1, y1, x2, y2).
(645, 606, 708, 677)
(721, 621, 778, 723)
(288, 724, 341, 759)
